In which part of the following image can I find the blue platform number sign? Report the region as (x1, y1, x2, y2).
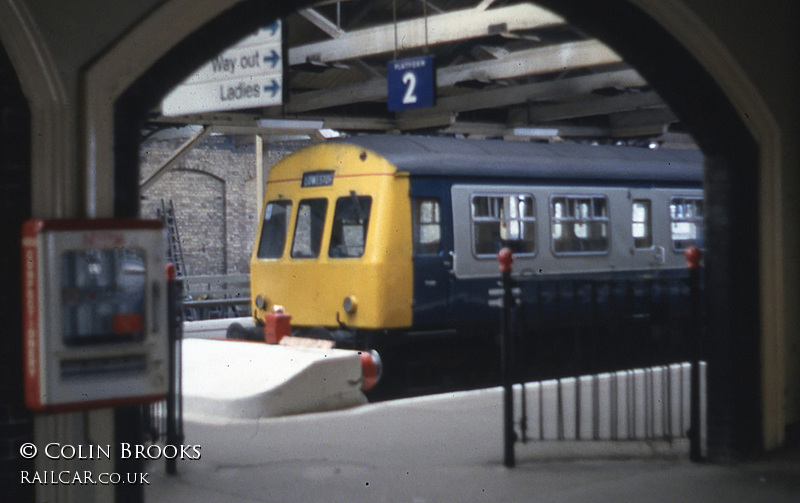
(387, 55, 435, 111)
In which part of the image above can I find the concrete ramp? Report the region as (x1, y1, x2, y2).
(181, 338, 367, 421)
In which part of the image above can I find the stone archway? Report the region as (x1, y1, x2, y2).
(3, 0, 777, 459)
(110, 0, 772, 460)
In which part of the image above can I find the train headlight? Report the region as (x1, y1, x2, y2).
(343, 295, 358, 314)
(255, 295, 266, 309)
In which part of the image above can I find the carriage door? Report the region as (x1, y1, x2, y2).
(629, 190, 665, 269)
(410, 196, 451, 327)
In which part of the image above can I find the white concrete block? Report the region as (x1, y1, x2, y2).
(181, 338, 367, 421)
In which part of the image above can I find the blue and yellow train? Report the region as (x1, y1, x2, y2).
(247, 135, 704, 393)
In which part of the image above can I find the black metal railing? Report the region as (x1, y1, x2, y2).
(147, 271, 184, 474)
(496, 247, 706, 467)
(181, 274, 250, 321)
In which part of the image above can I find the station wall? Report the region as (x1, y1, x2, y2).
(139, 135, 303, 276)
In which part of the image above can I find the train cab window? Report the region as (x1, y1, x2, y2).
(291, 199, 327, 258)
(670, 197, 704, 250)
(471, 194, 535, 256)
(257, 200, 292, 258)
(551, 196, 609, 254)
(412, 198, 441, 255)
(632, 200, 653, 249)
(329, 194, 372, 258)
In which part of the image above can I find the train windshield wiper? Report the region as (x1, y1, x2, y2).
(350, 190, 365, 224)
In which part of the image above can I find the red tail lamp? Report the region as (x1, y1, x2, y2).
(359, 350, 383, 391)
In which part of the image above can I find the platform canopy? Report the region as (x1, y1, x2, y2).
(151, 0, 693, 149)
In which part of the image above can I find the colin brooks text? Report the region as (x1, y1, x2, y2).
(27, 443, 201, 460)
(21, 471, 149, 485)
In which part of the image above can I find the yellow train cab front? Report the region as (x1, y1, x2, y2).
(249, 142, 413, 333)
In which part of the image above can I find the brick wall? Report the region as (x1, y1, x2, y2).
(140, 134, 304, 276)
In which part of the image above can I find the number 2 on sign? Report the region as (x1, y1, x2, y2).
(402, 72, 418, 105)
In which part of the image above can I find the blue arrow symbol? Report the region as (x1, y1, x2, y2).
(262, 49, 281, 68)
(266, 22, 280, 37)
(264, 80, 281, 98)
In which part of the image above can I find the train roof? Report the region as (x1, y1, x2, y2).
(332, 135, 703, 183)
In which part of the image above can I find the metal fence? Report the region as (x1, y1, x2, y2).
(151, 265, 706, 472)
(148, 275, 184, 474)
(512, 362, 706, 445)
(182, 274, 250, 321)
(498, 248, 706, 467)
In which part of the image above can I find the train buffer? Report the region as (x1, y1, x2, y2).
(180, 337, 369, 421)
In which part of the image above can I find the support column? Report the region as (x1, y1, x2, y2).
(704, 151, 763, 460)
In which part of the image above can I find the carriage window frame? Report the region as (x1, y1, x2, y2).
(329, 194, 372, 258)
(470, 193, 536, 258)
(550, 194, 610, 256)
(291, 198, 328, 259)
(412, 198, 441, 256)
(257, 200, 292, 259)
(669, 196, 704, 251)
(632, 199, 653, 249)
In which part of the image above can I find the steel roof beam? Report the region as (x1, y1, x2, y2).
(151, 113, 394, 133)
(140, 126, 211, 191)
(289, 2, 564, 65)
(437, 121, 609, 139)
(298, 8, 345, 39)
(608, 107, 679, 137)
(287, 41, 623, 113)
(438, 41, 621, 86)
(524, 91, 666, 122)
(405, 69, 646, 117)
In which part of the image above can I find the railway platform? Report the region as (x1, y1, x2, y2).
(145, 384, 800, 503)
(155, 318, 800, 503)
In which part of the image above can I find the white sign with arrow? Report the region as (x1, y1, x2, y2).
(161, 21, 283, 116)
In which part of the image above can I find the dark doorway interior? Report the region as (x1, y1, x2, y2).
(0, 43, 34, 500)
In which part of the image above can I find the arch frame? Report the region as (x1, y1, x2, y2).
(0, 0, 77, 217)
(1, 0, 786, 456)
(93, 0, 787, 455)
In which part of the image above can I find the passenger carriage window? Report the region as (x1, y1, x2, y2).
(329, 193, 372, 258)
(551, 196, 609, 254)
(291, 199, 327, 258)
(670, 197, 704, 250)
(632, 200, 653, 249)
(257, 200, 292, 259)
(413, 198, 441, 255)
(471, 194, 535, 256)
